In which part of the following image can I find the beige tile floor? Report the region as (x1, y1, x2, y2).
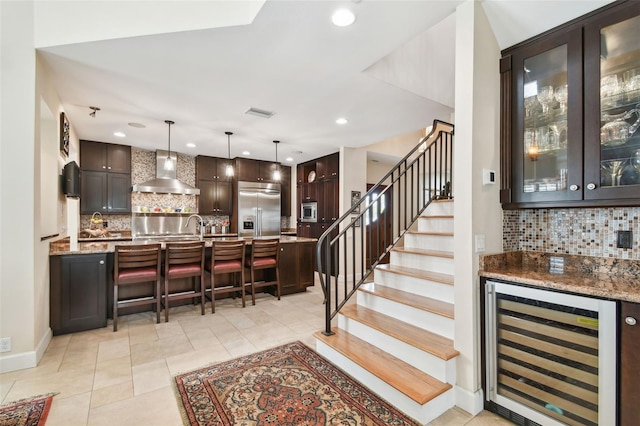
(0, 281, 512, 425)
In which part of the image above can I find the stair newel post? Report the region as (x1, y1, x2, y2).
(323, 236, 333, 336)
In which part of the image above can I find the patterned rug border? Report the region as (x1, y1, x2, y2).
(173, 340, 420, 426)
(0, 392, 58, 426)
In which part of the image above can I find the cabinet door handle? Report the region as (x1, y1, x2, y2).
(102, 166, 106, 169)
(99, 260, 105, 265)
(102, 206, 107, 209)
(625, 316, 637, 326)
(569, 184, 579, 191)
(586, 182, 597, 190)
(108, 166, 112, 170)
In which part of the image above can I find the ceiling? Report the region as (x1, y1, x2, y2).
(37, 0, 614, 165)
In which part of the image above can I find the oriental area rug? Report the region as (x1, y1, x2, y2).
(0, 393, 56, 426)
(174, 341, 419, 426)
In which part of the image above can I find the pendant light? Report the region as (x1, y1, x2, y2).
(273, 140, 281, 181)
(225, 131, 234, 177)
(164, 120, 175, 171)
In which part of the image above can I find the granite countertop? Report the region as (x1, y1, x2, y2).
(50, 235, 317, 256)
(479, 251, 640, 303)
(77, 230, 238, 242)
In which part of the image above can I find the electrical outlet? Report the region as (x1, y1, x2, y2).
(0, 337, 11, 353)
(617, 230, 633, 249)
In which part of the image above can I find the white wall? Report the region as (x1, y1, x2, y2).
(0, 2, 82, 372)
(0, 1, 38, 372)
(453, 0, 502, 415)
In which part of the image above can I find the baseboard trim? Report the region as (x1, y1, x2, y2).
(455, 386, 484, 416)
(0, 328, 52, 373)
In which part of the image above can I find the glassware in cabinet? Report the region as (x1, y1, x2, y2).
(584, 3, 640, 200)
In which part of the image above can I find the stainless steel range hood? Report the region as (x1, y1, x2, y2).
(131, 150, 200, 195)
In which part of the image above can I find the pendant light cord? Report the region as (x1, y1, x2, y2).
(165, 120, 175, 157)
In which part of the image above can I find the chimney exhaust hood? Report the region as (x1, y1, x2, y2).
(131, 150, 200, 195)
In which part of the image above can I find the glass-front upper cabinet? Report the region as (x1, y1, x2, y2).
(507, 28, 583, 204)
(584, 3, 640, 201)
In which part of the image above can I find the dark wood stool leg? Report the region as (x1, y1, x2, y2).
(113, 285, 118, 332)
(155, 279, 161, 324)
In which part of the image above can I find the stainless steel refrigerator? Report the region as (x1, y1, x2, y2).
(237, 181, 281, 237)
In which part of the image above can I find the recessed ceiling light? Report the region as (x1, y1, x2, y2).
(336, 117, 348, 125)
(128, 122, 146, 128)
(242, 151, 251, 156)
(186, 143, 196, 148)
(113, 131, 126, 138)
(332, 9, 355, 27)
(286, 157, 293, 162)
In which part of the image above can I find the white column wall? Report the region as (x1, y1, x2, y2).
(0, 1, 37, 371)
(453, 0, 502, 415)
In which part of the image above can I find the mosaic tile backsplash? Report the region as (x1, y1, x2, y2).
(503, 207, 640, 260)
(81, 148, 292, 232)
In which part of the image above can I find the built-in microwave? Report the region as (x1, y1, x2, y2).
(301, 201, 317, 222)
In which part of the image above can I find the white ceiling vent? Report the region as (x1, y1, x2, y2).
(245, 107, 275, 118)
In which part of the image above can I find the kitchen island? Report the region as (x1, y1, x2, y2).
(49, 235, 317, 335)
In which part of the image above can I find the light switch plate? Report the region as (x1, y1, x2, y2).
(482, 169, 496, 185)
(475, 234, 485, 253)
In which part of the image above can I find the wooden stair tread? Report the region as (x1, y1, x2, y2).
(340, 304, 459, 360)
(359, 283, 454, 319)
(406, 231, 453, 237)
(391, 247, 453, 258)
(314, 328, 453, 404)
(376, 264, 453, 285)
(420, 215, 453, 219)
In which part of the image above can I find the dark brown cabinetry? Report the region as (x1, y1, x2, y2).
(620, 301, 640, 425)
(80, 140, 131, 173)
(198, 180, 232, 214)
(320, 178, 339, 222)
(501, 1, 640, 208)
(196, 156, 233, 214)
(80, 141, 131, 214)
(235, 158, 278, 183)
(296, 151, 340, 237)
(276, 241, 315, 295)
(50, 254, 108, 335)
(280, 165, 291, 217)
(316, 153, 339, 180)
(196, 155, 232, 181)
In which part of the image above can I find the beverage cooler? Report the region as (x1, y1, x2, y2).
(484, 281, 617, 426)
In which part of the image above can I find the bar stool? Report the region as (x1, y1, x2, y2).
(205, 240, 246, 313)
(245, 238, 281, 306)
(163, 241, 205, 322)
(113, 243, 162, 332)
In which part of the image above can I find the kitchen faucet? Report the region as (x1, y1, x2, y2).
(185, 214, 204, 241)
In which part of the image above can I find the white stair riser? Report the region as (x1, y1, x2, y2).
(375, 269, 454, 304)
(424, 201, 453, 216)
(316, 340, 456, 425)
(418, 217, 453, 233)
(390, 252, 454, 275)
(404, 233, 454, 251)
(357, 292, 454, 339)
(338, 314, 457, 383)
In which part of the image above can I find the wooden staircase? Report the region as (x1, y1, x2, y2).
(315, 200, 457, 424)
